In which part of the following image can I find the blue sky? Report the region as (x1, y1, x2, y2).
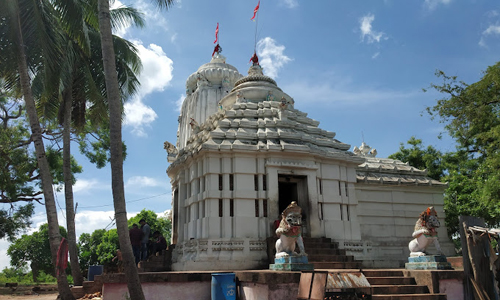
(1, 0, 500, 270)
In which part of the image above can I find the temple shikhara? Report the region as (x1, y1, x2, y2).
(164, 52, 454, 271)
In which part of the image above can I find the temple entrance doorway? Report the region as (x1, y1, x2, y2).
(278, 174, 309, 236)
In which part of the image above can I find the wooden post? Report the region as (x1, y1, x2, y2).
(460, 216, 496, 300)
(460, 216, 485, 300)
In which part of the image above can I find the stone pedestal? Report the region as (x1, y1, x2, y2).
(405, 255, 453, 270)
(269, 256, 314, 271)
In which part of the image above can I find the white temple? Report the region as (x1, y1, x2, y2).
(165, 54, 454, 271)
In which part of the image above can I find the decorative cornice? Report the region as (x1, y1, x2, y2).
(266, 160, 318, 170)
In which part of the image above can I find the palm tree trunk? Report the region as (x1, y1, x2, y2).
(98, 0, 145, 299)
(13, 3, 75, 300)
(62, 87, 84, 286)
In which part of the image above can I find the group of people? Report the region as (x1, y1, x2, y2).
(129, 219, 167, 265)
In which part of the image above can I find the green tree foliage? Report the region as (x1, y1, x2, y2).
(0, 204, 34, 242)
(419, 62, 500, 237)
(388, 137, 445, 181)
(95, 229, 119, 265)
(7, 224, 68, 282)
(128, 209, 172, 244)
(0, 266, 29, 284)
(78, 121, 127, 169)
(77, 229, 106, 272)
(0, 267, 59, 284)
(0, 96, 80, 241)
(77, 229, 120, 274)
(0, 97, 39, 204)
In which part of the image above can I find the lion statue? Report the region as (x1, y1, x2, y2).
(275, 201, 307, 258)
(409, 206, 443, 257)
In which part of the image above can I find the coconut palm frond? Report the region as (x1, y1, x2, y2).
(110, 6, 145, 32)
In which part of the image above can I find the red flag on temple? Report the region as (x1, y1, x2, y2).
(214, 23, 219, 44)
(251, 1, 260, 21)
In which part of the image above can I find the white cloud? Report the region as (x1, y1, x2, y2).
(279, 0, 298, 9)
(124, 99, 158, 136)
(359, 13, 386, 44)
(72, 178, 109, 193)
(479, 24, 500, 48)
(0, 239, 11, 271)
(96, 3, 175, 138)
(257, 37, 292, 79)
(126, 176, 162, 188)
(135, 43, 173, 95)
(175, 94, 185, 113)
(372, 52, 380, 59)
(423, 0, 452, 11)
(124, 42, 173, 136)
(135, 0, 169, 29)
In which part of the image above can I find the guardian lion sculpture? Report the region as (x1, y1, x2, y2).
(409, 206, 443, 257)
(275, 201, 307, 258)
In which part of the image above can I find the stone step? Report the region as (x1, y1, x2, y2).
(372, 294, 447, 300)
(302, 237, 333, 244)
(138, 260, 170, 272)
(70, 286, 86, 299)
(306, 248, 346, 255)
(362, 270, 405, 277)
(311, 261, 361, 269)
(366, 276, 416, 285)
(307, 254, 355, 262)
(372, 285, 429, 295)
(146, 256, 165, 263)
(81, 280, 102, 294)
(303, 242, 339, 249)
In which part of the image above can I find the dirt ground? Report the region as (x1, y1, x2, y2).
(0, 285, 59, 300)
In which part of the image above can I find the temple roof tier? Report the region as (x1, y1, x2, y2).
(356, 157, 447, 186)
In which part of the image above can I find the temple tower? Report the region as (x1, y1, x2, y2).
(177, 55, 242, 150)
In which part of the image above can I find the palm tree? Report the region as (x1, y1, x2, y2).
(97, 0, 174, 298)
(39, 1, 143, 286)
(0, 0, 76, 299)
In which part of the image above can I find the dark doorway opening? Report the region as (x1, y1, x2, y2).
(278, 174, 309, 235)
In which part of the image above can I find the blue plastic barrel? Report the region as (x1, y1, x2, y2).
(87, 265, 103, 281)
(211, 273, 236, 300)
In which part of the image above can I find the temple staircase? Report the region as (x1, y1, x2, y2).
(303, 237, 361, 269)
(363, 269, 447, 300)
(302, 239, 448, 299)
(138, 246, 174, 272)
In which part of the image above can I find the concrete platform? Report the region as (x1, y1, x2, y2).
(95, 268, 464, 300)
(99, 270, 302, 300)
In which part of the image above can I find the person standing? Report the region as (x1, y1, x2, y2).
(129, 224, 143, 264)
(139, 219, 151, 261)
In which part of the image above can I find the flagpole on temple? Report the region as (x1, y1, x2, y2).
(212, 23, 222, 57)
(251, 1, 260, 53)
(254, 6, 258, 52)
